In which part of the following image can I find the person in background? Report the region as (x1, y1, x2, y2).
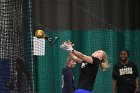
(112, 49, 139, 93)
(62, 57, 77, 93)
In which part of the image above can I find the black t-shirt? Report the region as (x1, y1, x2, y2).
(62, 66, 75, 93)
(77, 57, 100, 91)
(112, 62, 139, 93)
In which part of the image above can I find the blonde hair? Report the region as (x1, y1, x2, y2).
(99, 51, 110, 71)
(66, 56, 74, 66)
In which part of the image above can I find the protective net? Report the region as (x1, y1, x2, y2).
(0, 0, 140, 93)
(0, 0, 34, 93)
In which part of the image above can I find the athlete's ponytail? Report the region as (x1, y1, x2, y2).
(100, 51, 110, 71)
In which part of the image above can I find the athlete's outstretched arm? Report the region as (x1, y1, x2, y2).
(70, 50, 93, 64)
(61, 40, 93, 64)
(68, 52, 83, 64)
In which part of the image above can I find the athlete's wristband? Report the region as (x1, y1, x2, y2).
(71, 49, 74, 53)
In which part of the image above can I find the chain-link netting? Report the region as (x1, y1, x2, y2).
(0, 0, 34, 93)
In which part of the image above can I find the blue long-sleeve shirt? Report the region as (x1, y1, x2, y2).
(62, 66, 75, 93)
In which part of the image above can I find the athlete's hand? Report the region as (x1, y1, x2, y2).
(63, 40, 74, 47)
(60, 40, 74, 52)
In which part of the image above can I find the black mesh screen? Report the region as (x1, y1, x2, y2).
(32, 0, 140, 30)
(0, 0, 34, 93)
